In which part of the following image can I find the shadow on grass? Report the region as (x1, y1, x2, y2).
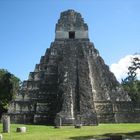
(70, 131, 140, 140)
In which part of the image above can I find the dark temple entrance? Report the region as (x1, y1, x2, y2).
(69, 31, 75, 39)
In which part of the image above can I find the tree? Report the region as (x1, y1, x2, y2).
(121, 56, 140, 105)
(0, 69, 20, 117)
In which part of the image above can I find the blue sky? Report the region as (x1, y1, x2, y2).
(0, 0, 140, 81)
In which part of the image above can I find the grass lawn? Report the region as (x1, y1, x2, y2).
(0, 123, 140, 140)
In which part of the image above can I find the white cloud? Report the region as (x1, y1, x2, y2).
(110, 54, 140, 82)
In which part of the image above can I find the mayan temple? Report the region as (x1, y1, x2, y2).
(8, 10, 139, 125)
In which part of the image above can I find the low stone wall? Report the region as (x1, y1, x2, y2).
(95, 101, 140, 123)
(115, 111, 140, 123)
(97, 113, 115, 123)
(60, 117, 75, 126)
(114, 101, 140, 123)
(34, 114, 55, 125)
(114, 101, 133, 112)
(9, 113, 34, 124)
(8, 100, 140, 124)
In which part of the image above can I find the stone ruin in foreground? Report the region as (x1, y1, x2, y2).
(8, 10, 140, 125)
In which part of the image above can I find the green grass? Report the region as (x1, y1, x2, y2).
(0, 123, 140, 140)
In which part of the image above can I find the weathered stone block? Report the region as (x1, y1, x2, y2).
(74, 124, 82, 128)
(2, 115, 10, 133)
(16, 127, 26, 133)
(0, 134, 2, 140)
(54, 115, 62, 128)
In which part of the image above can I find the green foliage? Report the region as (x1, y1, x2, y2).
(0, 124, 140, 140)
(121, 56, 140, 105)
(0, 69, 20, 116)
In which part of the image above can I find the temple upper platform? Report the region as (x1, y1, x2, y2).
(55, 10, 88, 39)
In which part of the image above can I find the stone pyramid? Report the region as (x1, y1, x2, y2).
(8, 10, 132, 125)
